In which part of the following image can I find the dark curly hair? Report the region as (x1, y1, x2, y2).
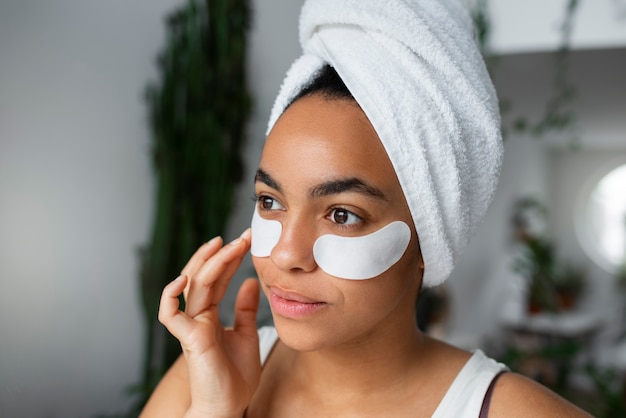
(286, 64, 355, 108)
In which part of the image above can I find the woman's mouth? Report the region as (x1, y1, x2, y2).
(268, 287, 327, 318)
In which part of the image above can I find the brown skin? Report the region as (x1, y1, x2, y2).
(142, 95, 592, 417)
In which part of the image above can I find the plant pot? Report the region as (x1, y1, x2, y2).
(556, 291, 576, 310)
(527, 299, 544, 315)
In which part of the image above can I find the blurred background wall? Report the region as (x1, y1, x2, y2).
(0, 0, 624, 416)
(0, 1, 172, 415)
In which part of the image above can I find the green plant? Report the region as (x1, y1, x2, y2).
(511, 197, 587, 313)
(514, 235, 559, 313)
(499, 339, 583, 391)
(114, 0, 252, 415)
(553, 262, 586, 304)
(583, 363, 626, 418)
(496, 340, 626, 416)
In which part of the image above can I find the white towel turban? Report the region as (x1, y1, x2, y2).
(266, 0, 503, 287)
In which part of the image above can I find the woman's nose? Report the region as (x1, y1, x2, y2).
(270, 217, 317, 273)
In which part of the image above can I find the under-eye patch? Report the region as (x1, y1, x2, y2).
(250, 208, 282, 257)
(250, 208, 411, 280)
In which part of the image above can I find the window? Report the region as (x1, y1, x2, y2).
(576, 162, 626, 273)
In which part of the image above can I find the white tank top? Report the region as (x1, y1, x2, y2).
(257, 326, 507, 417)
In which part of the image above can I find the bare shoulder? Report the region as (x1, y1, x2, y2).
(488, 372, 593, 417)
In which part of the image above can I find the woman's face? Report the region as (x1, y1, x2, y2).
(252, 95, 423, 351)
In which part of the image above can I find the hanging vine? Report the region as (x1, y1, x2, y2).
(472, 0, 582, 146)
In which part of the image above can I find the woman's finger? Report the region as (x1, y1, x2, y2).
(207, 230, 252, 305)
(211, 255, 251, 309)
(158, 275, 194, 338)
(233, 278, 260, 337)
(181, 237, 224, 301)
(185, 229, 251, 317)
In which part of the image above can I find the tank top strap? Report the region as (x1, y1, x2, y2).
(258, 326, 279, 365)
(431, 350, 509, 418)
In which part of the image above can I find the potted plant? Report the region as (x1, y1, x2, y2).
(553, 263, 587, 310)
(514, 235, 559, 314)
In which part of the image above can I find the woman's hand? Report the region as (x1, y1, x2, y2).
(158, 229, 260, 418)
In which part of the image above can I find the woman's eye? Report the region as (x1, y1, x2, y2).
(329, 208, 362, 225)
(258, 196, 284, 211)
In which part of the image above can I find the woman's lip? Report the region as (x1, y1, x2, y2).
(269, 286, 323, 304)
(268, 286, 327, 318)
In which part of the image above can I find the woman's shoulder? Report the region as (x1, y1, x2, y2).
(488, 372, 593, 417)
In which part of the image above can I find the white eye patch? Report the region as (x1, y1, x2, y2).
(313, 221, 411, 279)
(250, 208, 411, 280)
(250, 208, 282, 257)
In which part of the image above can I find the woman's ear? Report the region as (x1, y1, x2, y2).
(416, 241, 424, 270)
(416, 252, 425, 283)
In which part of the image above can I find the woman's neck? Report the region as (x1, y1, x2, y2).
(253, 322, 471, 417)
(290, 321, 428, 398)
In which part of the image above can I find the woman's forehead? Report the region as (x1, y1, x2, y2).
(260, 96, 399, 189)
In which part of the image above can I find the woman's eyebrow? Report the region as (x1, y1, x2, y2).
(255, 169, 387, 202)
(255, 168, 282, 193)
(309, 178, 388, 201)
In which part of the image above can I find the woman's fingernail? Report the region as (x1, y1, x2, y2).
(173, 274, 184, 282)
(230, 228, 251, 246)
(206, 236, 221, 245)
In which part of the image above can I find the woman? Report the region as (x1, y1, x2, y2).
(142, 1, 592, 416)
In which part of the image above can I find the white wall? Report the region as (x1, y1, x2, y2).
(484, 0, 626, 54)
(0, 0, 182, 415)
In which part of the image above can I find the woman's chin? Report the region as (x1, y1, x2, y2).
(272, 317, 340, 352)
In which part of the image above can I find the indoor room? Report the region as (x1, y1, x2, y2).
(1, 0, 625, 416)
